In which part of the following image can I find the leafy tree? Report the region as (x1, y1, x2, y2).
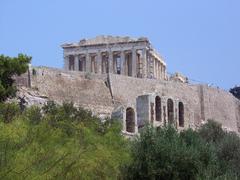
(230, 86, 240, 100)
(198, 120, 225, 143)
(0, 102, 130, 179)
(0, 54, 31, 102)
(0, 102, 20, 123)
(121, 126, 209, 180)
(121, 121, 240, 180)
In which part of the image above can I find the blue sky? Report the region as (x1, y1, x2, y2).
(1, 0, 240, 90)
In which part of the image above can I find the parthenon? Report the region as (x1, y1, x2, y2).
(61, 35, 167, 80)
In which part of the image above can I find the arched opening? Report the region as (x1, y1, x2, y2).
(68, 55, 75, 70)
(155, 96, 161, 121)
(126, 107, 135, 133)
(167, 99, 174, 125)
(179, 102, 184, 127)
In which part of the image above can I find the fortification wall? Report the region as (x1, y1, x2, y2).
(202, 86, 239, 131)
(109, 74, 240, 132)
(17, 67, 240, 132)
(30, 67, 114, 117)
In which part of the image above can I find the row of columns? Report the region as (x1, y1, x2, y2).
(64, 48, 166, 80)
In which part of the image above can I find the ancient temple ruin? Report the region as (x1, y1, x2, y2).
(62, 36, 167, 80)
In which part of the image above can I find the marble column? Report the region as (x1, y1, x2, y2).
(142, 48, 147, 78)
(64, 56, 69, 70)
(150, 55, 154, 78)
(108, 50, 113, 73)
(74, 55, 79, 71)
(161, 63, 164, 80)
(132, 49, 136, 77)
(158, 62, 160, 79)
(86, 53, 91, 73)
(163, 66, 166, 80)
(97, 51, 102, 74)
(120, 51, 125, 75)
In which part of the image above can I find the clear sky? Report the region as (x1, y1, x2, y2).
(1, 0, 240, 90)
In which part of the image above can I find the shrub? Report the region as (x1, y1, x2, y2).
(0, 103, 20, 123)
(198, 120, 225, 143)
(25, 106, 42, 125)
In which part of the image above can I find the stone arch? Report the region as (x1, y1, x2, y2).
(69, 55, 75, 70)
(155, 96, 162, 121)
(126, 107, 135, 133)
(167, 99, 174, 125)
(178, 102, 184, 127)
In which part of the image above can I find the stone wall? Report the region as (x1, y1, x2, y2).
(16, 66, 240, 133)
(109, 74, 240, 132)
(30, 67, 114, 118)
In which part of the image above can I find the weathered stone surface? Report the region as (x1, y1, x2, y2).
(16, 66, 240, 134)
(8, 86, 48, 107)
(30, 67, 114, 117)
(109, 74, 240, 132)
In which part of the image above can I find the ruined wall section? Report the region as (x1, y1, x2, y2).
(30, 67, 114, 117)
(201, 85, 239, 132)
(17, 67, 240, 132)
(236, 100, 240, 132)
(109, 74, 200, 129)
(109, 74, 240, 132)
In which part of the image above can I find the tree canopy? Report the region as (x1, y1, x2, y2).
(1, 101, 240, 179)
(230, 86, 240, 100)
(0, 102, 130, 179)
(0, 54, 31, 102)
(121, 120, 240, 180)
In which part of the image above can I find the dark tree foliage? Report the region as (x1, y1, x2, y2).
(230, 86, 240, 100)
(121, 120, 240, 180)
(0, 54, 31, 102)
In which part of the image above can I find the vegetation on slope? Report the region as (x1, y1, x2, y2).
(1, 54, 240, 179)
(0, 102, 130, 179)
(1, 102, 240, 179)
(122, 120, 240, 180)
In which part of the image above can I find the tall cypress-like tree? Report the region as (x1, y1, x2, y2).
(0, 54, 31, 102)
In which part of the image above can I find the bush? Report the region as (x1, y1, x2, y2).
(121, 126, 205, 180)
(25, 106, 42, 125)
(0, 102, 130, 179)
(122, 121, 240, 180)
(198, 120, 225, 143)
(216, 132, 240, 177)
(0, 103, 20, 123)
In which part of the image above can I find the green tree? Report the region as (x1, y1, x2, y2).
(230, 86, 240, 100)
(121, 122, 240, 180)
(0, 54, 31, 102)
(121, 126, 209, 180)
(0, 102, 130, 179)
